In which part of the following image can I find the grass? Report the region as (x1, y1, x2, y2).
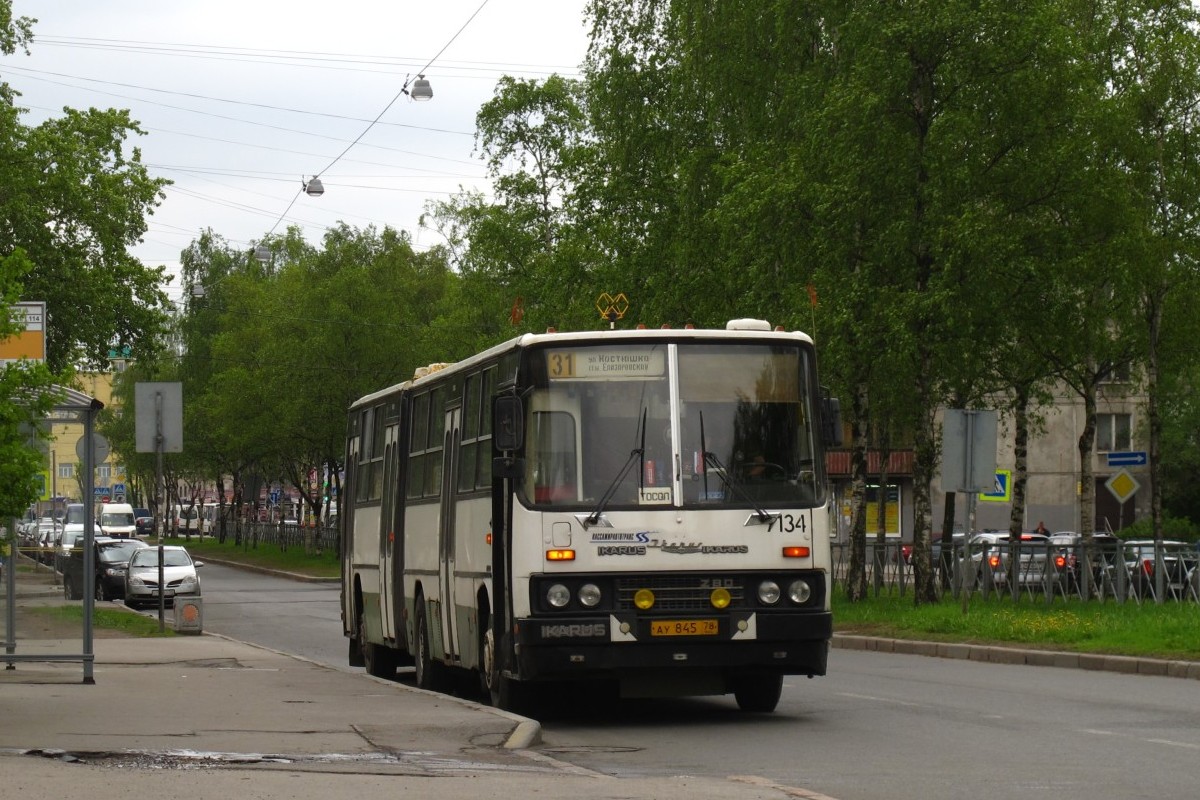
(833, 593, 1200, 661)
(30, 604, 177, 637)
(161, 534, 339, 578)
(146, 536, 1200, 661)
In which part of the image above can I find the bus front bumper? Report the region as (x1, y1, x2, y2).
(511, 609, 832, 680)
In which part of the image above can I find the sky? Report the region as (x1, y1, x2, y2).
(1, 0, 592, 304)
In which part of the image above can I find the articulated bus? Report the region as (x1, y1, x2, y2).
(340, 319, 841, 712)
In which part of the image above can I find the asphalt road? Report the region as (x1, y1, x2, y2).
(198, 563, 1200, 800)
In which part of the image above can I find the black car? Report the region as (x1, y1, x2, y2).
(133, 508, 154, 537)
(62, 536, 150, 601)
(1047, 532, 1121, 595)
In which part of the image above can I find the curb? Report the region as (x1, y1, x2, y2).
(831, 633, 1200, 680)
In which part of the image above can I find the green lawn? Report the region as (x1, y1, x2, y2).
(164, 535, 339, 578)
(834, 593, 1200, 661)
(31, 604, 178, 637)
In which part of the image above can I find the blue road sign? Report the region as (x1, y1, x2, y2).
(978, 469, 1011, 503)
(1106, 451, 1147, 467)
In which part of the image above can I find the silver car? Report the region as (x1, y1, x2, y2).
(124, 545, 203, 609)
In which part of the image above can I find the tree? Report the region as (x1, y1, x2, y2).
(1, 4, 172, 372)
(424, 74, 599, 333)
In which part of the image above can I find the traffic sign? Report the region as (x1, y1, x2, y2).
(1105, 469, 1140, 503)
(978, 469, 1011, 503)
(1106, 451, 1147, 467)
(112, 482, 126, 495)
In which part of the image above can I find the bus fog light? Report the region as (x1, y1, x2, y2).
(788, 579, 812, 604)
(710, 587, 731, 609)
(634, 588, 655, 609)
(579, 583, 602, 607)
(757, 580, 781, 605)
(547, 583, 571, 608)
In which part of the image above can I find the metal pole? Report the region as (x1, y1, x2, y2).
(82, 412, 96, 683)
(156, 391, 166, 633)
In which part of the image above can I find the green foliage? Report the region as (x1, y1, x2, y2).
(0, 93, 173, 371)
(1115, 514, 1198, 543)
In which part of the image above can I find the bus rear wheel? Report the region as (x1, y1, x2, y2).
(414, 602, 447, 692)
(732, 671, 783, 713)
(358, 610, 396, 679)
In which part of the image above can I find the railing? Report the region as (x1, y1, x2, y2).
(832, 539, 1200, 604)
(202, 519, 338, 555)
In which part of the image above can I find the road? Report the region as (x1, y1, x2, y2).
(198, 563, 1200, 800)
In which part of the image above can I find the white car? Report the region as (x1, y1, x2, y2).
(124, 545, 203, 609)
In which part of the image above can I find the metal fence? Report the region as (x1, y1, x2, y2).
(832, 538, 1200, 605)
(200, 520, 338, 555)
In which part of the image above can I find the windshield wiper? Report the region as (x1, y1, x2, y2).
(701, 449, 774, 525)
(583, 409, 646, 527)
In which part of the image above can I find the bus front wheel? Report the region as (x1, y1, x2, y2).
(481, 625, 530, 713)
(732, 671, 783, 713)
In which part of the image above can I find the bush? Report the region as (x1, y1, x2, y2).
(1116, 513, 1198, 542)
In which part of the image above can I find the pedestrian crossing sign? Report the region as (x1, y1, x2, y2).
(978, 469, 1011, 503)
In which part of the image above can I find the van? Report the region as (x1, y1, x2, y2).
(173, 504, 201, 535)
(98, 502, 138, 538)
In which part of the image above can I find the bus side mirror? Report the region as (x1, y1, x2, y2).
(494, 395, 524, 451)
(821, 393, 843, 447)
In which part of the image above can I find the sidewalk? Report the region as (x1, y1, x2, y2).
(2, 569, 798, 799)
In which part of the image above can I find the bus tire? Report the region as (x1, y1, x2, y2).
(414, 601, 447, 692)
(359, 609, 396, 679)
(732, 671, 783, 713)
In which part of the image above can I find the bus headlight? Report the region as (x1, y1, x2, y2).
(788, 579, 812, 604)
(757, 580, 781, 605)
(578, 583, 602, 607)
(547, 583, 571, 608)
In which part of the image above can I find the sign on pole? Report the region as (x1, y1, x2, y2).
(1105, 469, 1140, 504)
(978, 469, 1012, 503)
(1106, 451, 1147, 467)
(941, 409, 998, 493)
(0, 301, 47, 365)
(134, 382, 183, 453)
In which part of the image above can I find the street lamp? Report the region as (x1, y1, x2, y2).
(409, 74, 433, 101)
(303, 176, 325, 197)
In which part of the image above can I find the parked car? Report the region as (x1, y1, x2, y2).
(1047, 532, 1121, 594)
(62, 536, 150, 601)
(969, 532, 1053, 589)
(1122, 540, 1197, 600)
(133, 508, 154, 537)
(36, 520, 60, 564)
(124, 545, 203, 609)
(54, 528, 86, 574)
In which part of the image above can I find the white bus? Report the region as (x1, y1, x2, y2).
(340, 319, 841, 712)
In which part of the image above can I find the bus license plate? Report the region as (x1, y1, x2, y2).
(650, 619, 718, 637)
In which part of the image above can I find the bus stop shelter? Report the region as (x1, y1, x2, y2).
(3, 385, 104, 683)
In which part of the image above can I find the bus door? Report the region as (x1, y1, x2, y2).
(438, 406, 462, 663)
(380, 424, 400, 642)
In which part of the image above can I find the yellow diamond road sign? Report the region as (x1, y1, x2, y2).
(1105, 468, 1140, 504)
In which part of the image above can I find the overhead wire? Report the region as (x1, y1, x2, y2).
(265, 0, 496, 236)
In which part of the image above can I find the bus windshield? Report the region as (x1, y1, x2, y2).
(522, 342, 824, 510)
